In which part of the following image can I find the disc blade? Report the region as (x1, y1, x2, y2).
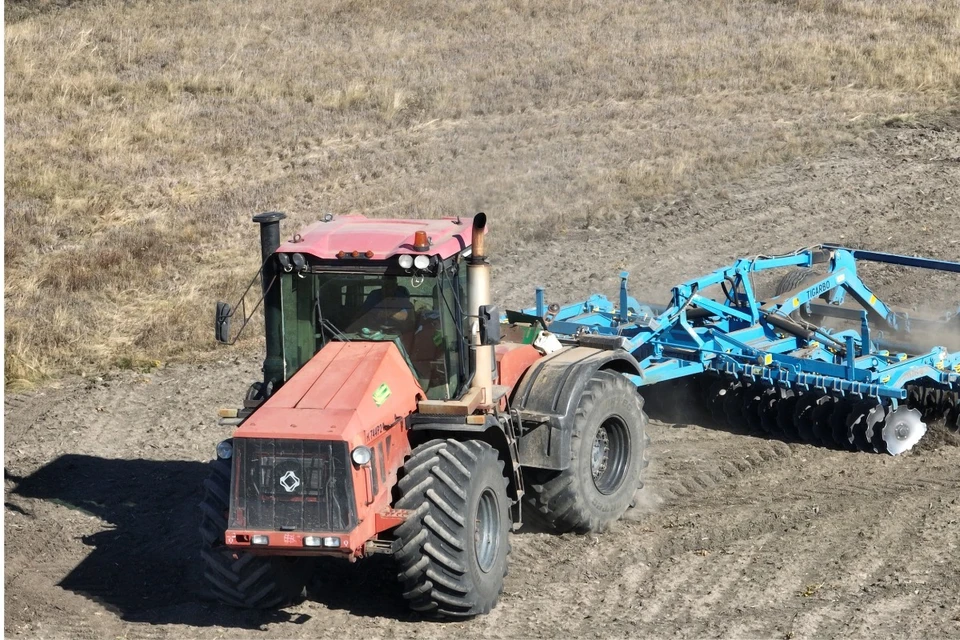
(758, 388, 780, 435)
(881, 406, 926, 455)
(793, 392, 822, 443)
(777, 394, 800, 439)
(742, 384, 766, 433)
(707, 379, 735, 425)
(847, 398, 880, 452)
(830, 397, 858, 451)
(723, 381, 747, 432)
(945, 404, 960, 435)
(812, 395, 839, 446)
(862, 402, 887, 452)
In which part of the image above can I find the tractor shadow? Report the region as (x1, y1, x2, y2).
(5, 455, 416, 629)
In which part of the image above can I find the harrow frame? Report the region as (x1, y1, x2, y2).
(522, 245, 960, 453)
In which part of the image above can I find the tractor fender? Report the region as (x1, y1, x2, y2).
(511, 346, 641, 470)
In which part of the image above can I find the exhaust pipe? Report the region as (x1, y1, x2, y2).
(253, 211, 286, 395)
(468, 212, 494, 405)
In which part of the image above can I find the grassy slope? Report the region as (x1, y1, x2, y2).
(5, 0, 959, 386)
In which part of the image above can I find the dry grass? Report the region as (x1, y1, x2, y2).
(5, 0, 960, 387)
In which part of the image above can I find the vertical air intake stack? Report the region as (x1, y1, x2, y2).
(253, 211, 286, 395)
(468, 212, 495, 405)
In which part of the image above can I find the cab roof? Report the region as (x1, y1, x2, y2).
(276, 215, 471, 261)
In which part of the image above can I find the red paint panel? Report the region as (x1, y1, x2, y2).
(296, 342, 373, 409)
(276, 215, 471, 261)
(234, 407, 357, 440)
(262, 341, 345, 409)
(331, 348, 399, 413)
(236, 341, 422, 445)
(495, 343, 542, 396)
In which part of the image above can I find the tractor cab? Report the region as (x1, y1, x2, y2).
(222, 214, 474, 401)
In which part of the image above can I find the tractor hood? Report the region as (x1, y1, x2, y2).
(235, 341, 423, 444)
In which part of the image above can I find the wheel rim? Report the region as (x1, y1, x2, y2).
(591, 416, 631, 495)
(475, 487, 501, 573)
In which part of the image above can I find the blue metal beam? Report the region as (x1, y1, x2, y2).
(518, 245, 960, 401)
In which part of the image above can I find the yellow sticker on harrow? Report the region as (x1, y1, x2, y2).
(373, 383, 391, 407)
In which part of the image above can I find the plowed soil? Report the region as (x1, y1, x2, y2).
(5, 113, 960, 638)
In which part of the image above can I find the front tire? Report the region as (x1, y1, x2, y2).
(393, 439, 511, 618)
(199, 457, 313, 609)
(524, 370, 648, 533)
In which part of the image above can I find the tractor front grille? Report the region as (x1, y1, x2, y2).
(229, 438, 356, 533)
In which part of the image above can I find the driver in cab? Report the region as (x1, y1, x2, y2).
(356, 279, 416, 343)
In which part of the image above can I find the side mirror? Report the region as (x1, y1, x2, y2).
(478, 304, 501, 346)
(215, 302, 233, 344)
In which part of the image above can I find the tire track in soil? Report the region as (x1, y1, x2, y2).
(505, 425, 809, 635)
(539, 422, 960, 639)
(653, 449, 959, 639)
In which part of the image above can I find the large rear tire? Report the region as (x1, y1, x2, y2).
(393, 439, 511, 618)
(523, 370, 648, 533)
(774, 268, 825, 325)
(199, 457, 313, 609)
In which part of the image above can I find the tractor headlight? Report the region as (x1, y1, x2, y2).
(351, 445, 373, 466)
(276, 253, 293, 272)
(398, 254, 414, 269)
(291, 253, 306, 271)
(413, 255, 430, 270)
(216, 439, 233, 460)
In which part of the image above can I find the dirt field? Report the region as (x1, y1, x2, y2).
(5, 111, 960, 638)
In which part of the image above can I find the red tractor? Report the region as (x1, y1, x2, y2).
(204, 212, 648, 617)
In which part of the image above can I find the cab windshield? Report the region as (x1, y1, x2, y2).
(281, 266, 466, 400)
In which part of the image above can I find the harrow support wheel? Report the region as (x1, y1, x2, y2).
(394, 439, 511, 618)
(643, 380, 685, 423)
(906, 385, 923, 411)
(199, 457, 313, 609)
(524, 370, 648, 534)
(773, 268, 826, 324)
(941, 393, 958, 429)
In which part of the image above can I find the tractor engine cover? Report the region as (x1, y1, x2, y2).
(226, 340, 421, 553)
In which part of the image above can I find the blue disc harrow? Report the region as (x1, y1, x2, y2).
(523, 245, 960, 455)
